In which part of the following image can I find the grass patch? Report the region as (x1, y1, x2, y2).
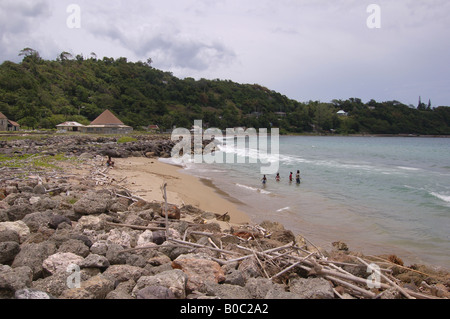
(117, 136, 138, 144)
(0, 153, 78, 170)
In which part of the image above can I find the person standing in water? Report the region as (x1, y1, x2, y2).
(296, 170, 301, 184)
(276, 173, 280, 182)
(262, 175, 267, 185)
(289, 172, 293, 183)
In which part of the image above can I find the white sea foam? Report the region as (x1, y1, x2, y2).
(235, 183, 271, 194)
(430, 192, 450, 203)
(397, 166, 421, 171)
(276, 206, 291, 212)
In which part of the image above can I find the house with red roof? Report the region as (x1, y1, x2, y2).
(0, 112, 20, 131)
(81, 109, 133, 134)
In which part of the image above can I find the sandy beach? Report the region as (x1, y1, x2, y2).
(107, 157, 251, 225)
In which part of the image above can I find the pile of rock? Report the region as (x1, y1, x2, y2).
(0, 136, 449, 300)
(0, 135, 176, 159)
(0, 173, 342, 299)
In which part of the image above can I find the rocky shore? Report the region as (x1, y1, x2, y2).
(0, 134, 448, 299)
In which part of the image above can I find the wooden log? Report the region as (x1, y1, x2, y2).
(106, 222, 166, 231)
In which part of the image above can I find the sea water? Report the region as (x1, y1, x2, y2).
(165, 136, 450, 269)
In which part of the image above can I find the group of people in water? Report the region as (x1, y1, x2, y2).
(262, 170, 301, 185)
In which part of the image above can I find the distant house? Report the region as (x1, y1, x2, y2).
(337, 110, 348, 116)
(82, 109, 133, 134)
(148, 125, 160, 133)
(0, 112, 20, 131)
(56, 121, 85, 132)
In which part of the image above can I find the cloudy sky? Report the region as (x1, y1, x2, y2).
(1, 0, 449, 106)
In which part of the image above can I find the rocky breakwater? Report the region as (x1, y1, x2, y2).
(0, 134, 176, 159)
(0, 172, 449, 300)
(0, 133, 216, 160)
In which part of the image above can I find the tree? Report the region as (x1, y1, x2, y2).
(19, 48, 41, 60)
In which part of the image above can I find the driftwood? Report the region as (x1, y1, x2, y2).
(106, 222, 165, 231)
(57, 153, 445, 300)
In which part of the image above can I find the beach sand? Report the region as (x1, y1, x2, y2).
(107, 157, 251, 225)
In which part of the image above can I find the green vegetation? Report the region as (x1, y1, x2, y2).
(0, 153, 78, 170)
(1, 48, 449, 135)
(117, 136, 138, 144)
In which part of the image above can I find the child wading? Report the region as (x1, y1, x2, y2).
(296, 170, 301, 184)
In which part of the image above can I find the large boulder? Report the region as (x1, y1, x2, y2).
(0, 221, 30, 243)
(42, 252, 85, 275)
(289, 277, 335, 299)
(102, 264, 146, 283)
(0, 241, 20, 264)
(172, 254, 225, 293)
(132, 269, 187, 299)
(0, 265, 33, 298)
(73, 191, 112, 215)
(12, 241, 57, 280)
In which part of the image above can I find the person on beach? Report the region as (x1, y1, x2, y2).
(296, 170, 301, 184)
(289, 172, 293, 183)
(106, 156, 115, 168)
(276, 173, 280, 182)
(262, 175, 267, 185)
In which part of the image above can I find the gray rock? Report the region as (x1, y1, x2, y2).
(22, 211, 54, 233)
(224, 268, 246, 287)
(105, 243, 128, 265)
(0, 229, 20, 243)
(73, 191, 111, 215)
(152, 230, 166, 245)
(69, 234, 93, 248)
(12, 241, 57, 280)
(32, 197, 59, 211)
(81, 254, 110, 269)
(106, 279, 135, 299)
(90, 240, 108, 256)
(48, 215, 72, 229)
(289, 277, 335, 299)
(136, 286, 176, 299)
(33, 184, 46, 195)
(245, 278, 279, 299)
(6, 204, 32, 221)
(31, 271, 73, 298)
(205, 282, 252, 299)
(102, 264, 146, 283)
(0, 241, 20, 264)
(0, 266, 33, 298)
(79, 274, 115, 299)
(58, 239, 90, 258)
(42, 252, 85, 275)
(15, 288, 54, 299)
(0, 221, 30, 243)
(132, 269, 188, 299)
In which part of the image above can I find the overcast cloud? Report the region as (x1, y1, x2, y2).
(1, 0, 449, 106)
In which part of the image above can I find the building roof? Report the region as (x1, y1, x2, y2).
(8, 120, 20, 127)
(90, 110, 124, 125)
(56, 121, 85, 127)
(0, 112, 7, 119)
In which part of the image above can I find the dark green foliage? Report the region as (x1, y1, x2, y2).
(0, 50, 449, 135)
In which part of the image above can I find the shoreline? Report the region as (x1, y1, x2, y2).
(109, 156, 450, 272)
(107, 157, 251, 225)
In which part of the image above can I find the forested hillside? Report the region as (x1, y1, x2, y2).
(1, 48, 449, 135)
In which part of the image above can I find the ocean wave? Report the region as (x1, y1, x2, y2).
(430, 192, 450, 203)
(276, 206, 291, 212)
(235, 183, 271, 195)
(397, 166, 421, 171)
